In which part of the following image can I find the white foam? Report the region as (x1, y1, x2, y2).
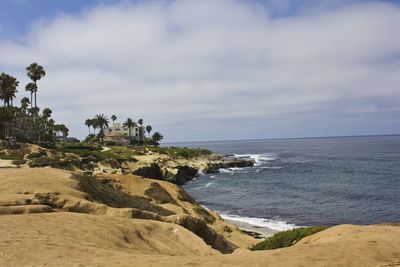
(229, 167, 245, 171)
(219, 168, 233, 174)
(220, 214, 297, 231)
(233, 153, 276, 166)
(204, 182, 214, 188)
(195, 181, 215, 190)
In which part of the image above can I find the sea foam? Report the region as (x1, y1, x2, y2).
(220, 214, 297, 232)
(233, 153, 276, 166)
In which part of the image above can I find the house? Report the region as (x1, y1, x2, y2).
(103, 122, 145, 145)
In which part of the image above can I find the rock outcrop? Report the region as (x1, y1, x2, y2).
(0, 168, 254, 254)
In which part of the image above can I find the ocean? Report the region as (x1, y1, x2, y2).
(167, 135, 400, 232)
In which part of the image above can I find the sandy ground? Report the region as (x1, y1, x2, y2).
(1, 167, 400, 266)
(0, 213, 399, 266)
(0, 159, 16, 168)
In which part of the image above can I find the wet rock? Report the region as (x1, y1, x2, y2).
(204, 158, 255, 174)
(173, 166, 199, 185)
(132, 163, 164, 180)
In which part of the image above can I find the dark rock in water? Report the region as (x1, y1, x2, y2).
(133, 163, 164, 180)
(133, 164, 198, 185)
(204, 158, 255, 174)
(203, 166, 219, 174)
(173, 166, 198, 185)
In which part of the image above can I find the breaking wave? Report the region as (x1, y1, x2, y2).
(220, 214, 298, 232)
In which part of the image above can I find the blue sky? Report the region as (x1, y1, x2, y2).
(0, 0, 400, 141)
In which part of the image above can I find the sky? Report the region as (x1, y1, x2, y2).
(0, 0, 399, 142)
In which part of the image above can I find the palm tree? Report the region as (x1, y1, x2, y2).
(0, 73, 19, 106)
(85, 119, 92, 134)
(42, 108, 52, 120)
(123, 118, 136, 145)
(0, 106, 13, 137)
(91, 119, 99, 135)
(137, 119, 144, 141)
(146, 125, 152, 138)
(26, 63, 46, 108)
(94, 114, 109, 143)
(47, 118, 55, 135)
(152, 132, 163, 147)
(21, 97, 30, 111)
(61, 124, 69, 139)
(25, 83, 37, 109)
(111, 115, 117, 126)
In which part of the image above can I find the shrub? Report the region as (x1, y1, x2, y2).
(193, 206, 216, 224)
(12, 159, 27, 165)
(250, 225, 328, 251)
(144, 182, 177, 204)
(59, 143, 101, 151)
(38, 141, 55, 149)
(0, 151, 24, 161)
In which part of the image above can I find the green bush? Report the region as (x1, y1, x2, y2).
(56, 143, 212, 161)
(58, 143, 102, 151)
(144, 182, 177, 204)
(0, 151, 24, 161)
(250, 225, 328, 251)
(12, 159, 27, 165)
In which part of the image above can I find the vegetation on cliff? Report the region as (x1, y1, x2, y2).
(250, 225, 328, 251)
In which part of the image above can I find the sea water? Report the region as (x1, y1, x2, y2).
(168, 135, 400, 231)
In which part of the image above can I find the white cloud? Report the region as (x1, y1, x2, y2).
(1, 0, 400, 141)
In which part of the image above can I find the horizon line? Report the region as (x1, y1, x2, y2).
(164, 133, 400, 144)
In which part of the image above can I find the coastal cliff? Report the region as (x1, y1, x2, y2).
(1, 142, 400, 266)
(0, 141, 255, 185)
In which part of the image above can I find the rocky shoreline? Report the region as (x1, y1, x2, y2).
(1, 142, 400, 266)
(131, 154, 255, 185)
(0, 140, 255, 186)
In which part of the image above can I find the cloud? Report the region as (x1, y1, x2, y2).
(1, 0, 400, 141)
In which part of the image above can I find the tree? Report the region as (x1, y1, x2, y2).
(47, 118, 55, 135)
(53, 124, 68, 139)
(26, 63, 46, 108)
(20, 97, 30, 111)
(42, 108, 52, 120)
(25, 83, 37, 109)
(0, 73, 19, 106)
(0, 106, 13, 137)
(123, 118, 136, 145)
(91, 119, 99, 135)
(152, 132, 163, 146)
(94, 114, 109, 143)
(111, 115, 117, 125)
(61, 124, 69, 139)
(0, 63, 69, 144)
(146, 125, 152, 138)
(85, 119, 92, 134)
(138, 118, 143, 126)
